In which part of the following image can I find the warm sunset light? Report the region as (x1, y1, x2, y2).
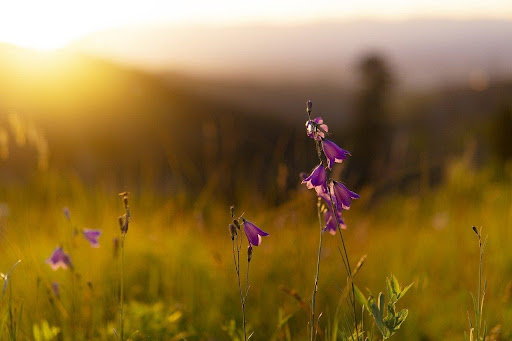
(1, 0, 512, 339)
(1, 0, 511, 50)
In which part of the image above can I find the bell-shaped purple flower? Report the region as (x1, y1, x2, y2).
(46, 247, 73, 271)
(322, 139, 350, 170)
(302, 164, 327, 193)
(82, 228, 102, 248)
(242, 218, 269, 246)
(306, 117, 328, 141)
(324, 209, 346, 235)
(331, 181, 360, 210)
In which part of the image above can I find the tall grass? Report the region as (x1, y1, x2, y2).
(0, 156, 510, 339)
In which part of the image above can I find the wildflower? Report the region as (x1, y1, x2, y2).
(46, 247, 72, 270)
(306, 117, 329, 141)
(63, 207, 70, 221)
(324, 209, 346, 235)
(242, 218, 269, 246)
(51, 282, 60, 298)
(321, 139, 350, 169)
(331, 181, 360, 210)
(302, 164, 327, 193)
(82, 228, 102, 248)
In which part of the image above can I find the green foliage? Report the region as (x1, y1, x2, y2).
(465, 227, 488, 341)
(122, 301, 189, 340)
(223, 318, 254, 341)
(356, 275, 413, 339)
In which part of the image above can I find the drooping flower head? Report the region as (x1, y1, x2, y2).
(302, 163, 327, 194)
(331, 181, 360, 210)
(324, 209, 346, 235)
(321, 139, 351, 170)
(82, 228, 102, 248)
(242, 218, 269, 246)
(46, 247, 73, 271)
(306, 117, 329, 141)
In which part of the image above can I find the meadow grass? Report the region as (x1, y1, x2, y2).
(0, 157, 511, 339)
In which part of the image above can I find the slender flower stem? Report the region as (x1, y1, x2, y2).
(311, 198, 324, 341)
(233, 229, 247, 341)
(327, 185, 358, 337)
(119, 232, 126, 341)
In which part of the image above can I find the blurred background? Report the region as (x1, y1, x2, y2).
(1, 1, 512, 340)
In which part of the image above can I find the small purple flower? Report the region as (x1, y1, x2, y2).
(302, 164, 327, 193)
(52, 282, 60, 298)
(321, 139, 350, 169)
(82, 228, 102, 248)
(306, 117, 328, 141)
(46, 247, 73, 271)
(242, 218, 269, 246)
(324, 209, 346, 235)
(63, 207, 70, 221)
(331, 181, 360, 210)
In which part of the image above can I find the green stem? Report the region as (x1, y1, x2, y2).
(327, 185, 358, 338)
(120, 233, 126, 341)
(311, 199, 324, 341)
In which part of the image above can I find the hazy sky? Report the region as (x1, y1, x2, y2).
(1, 0, 511, 49)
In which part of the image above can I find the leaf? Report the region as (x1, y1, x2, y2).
(397, 282, 414, 300)
(369, 302, 389, 339)
(378, 293, 385, 316)
(354, 286, 369, 310)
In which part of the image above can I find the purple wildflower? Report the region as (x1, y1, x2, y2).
(63, 207, 70, 221)
(46, 247, 72, 271)
(52, 282, 60, 298)
(306, 117, 328, 141)
(331, 181, 360, 210)
(302, 164, 327, 194)
(82, 228, 102, 248)
(324, 209, 346, 235)
(321, 139, 350, 169)
(242, 218, 269, 246)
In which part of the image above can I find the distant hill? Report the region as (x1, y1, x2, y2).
(70, 19, 512, 89)
(0, 44, 303, 203)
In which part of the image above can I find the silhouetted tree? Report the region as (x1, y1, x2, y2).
(349, 53, 393, 188)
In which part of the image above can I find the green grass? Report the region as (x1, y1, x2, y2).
(1, 158, 512, 340)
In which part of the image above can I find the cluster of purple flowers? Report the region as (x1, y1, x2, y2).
(302, 101, 359, 234)
(46, 208, 102, 271)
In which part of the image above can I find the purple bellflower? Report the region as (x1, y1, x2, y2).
(324, 209, 346, 235)
(302, 164, 327, 194)
(321, 139, 350, 170)
(306, 117, 328, 141)
(46, 247, 73, 271)
(331, 181, 360, 210)
(82, 228, 102, 248)
(242, 218, 269, 246)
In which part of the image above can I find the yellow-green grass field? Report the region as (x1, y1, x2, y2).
(1, 158, 512, 340)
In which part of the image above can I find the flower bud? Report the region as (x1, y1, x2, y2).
(229, 223, 237, 240)
(306, 100, 313, 112)
(233, 219, 240, 229)
(247, 245, 253, 262)
(230, 205, 235, 218)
